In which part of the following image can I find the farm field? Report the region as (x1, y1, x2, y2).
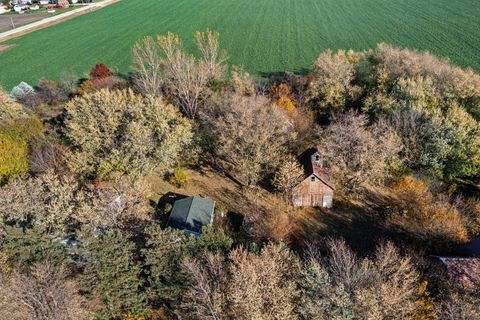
(0, 0, 479, 89)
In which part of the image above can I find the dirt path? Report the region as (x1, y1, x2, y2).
(0, 0, 118, 42)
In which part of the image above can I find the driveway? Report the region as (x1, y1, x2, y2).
(0, 0, 117, 42)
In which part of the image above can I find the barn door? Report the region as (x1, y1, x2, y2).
(323, 195, 333, 208)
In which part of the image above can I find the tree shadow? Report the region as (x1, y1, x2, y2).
(155, 192, 189, 227)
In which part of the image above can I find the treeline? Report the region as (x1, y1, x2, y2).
(0, 31, 479, 319)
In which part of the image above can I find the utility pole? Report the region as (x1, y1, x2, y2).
(11, 16, 15, 29)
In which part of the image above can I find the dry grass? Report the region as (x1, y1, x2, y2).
(0, 44, 15, 52)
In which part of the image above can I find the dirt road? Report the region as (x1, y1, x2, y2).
(0, 0, 117, 42)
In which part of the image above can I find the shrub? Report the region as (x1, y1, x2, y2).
(0, 87, 27, 120)
(391, 175, 468, 245)
(10, 81, 34, 101)
(169, 167, 189, 188)
(89, 63, 111, 79)
(29, 137, 68, 175)
(36, 79, 70, 105)
(0, 117, 43, 185)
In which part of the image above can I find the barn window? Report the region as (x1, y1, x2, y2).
(311, 176, 316, 182)
(315, 155, 320, 161)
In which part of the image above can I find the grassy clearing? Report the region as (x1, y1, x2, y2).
(0, 0, 479, 89)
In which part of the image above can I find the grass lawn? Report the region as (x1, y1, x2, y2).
(0, 0, 479, 89)
(147, 167, 399, 253)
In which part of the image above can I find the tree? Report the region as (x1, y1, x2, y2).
(228, 244, 300, 320)
(181, 244, 301, 320)
(143, 225, 233, 306)
(208, 94, 296, 186)
(180, 252, 230, 320)
(64, 89, 192, 178)
(0, 171, 79, 235)
(0, 86, 26, 120)
(319, 111, 402, 195)
(131, 36, 164, 97)
(272, 155, 304, 197)
(89, 63, 110, 80)
(80, 230, 147, 319)
(300, 239, 419, 320)
(75, 174, 152, 235)
(0, 117, 43, 185)
(307, 49, 360, 114)
(299, 257, 353, 320)
(132, 31, 226, 119)
(0, 225, 66, 271)
(0, 260, 92, 320)
(230, 65, 256, 96)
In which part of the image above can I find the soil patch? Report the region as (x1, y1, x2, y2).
(0, 13, 48, 32)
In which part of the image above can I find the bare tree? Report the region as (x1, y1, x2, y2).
(0, 260, 92, 320)
(209, 93, 296, 186)
(132, 36, 165, 96)
(132, 31, 227, 119)
(195, 30, 228, 81)
(319, 111, 402, 195)
(181, 252, 229, 320)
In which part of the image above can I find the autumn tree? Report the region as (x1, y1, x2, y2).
(75, 174, 152, 235)
(391, 175, 468, 245)
(299, 239, 419, 320)
(89, 63, 110, 80)
(64, 89, 192, 178)
(0, 86, 26, 120)
(208, 93, 296, 186)
(230, 65, 256, 96)
(272, 155, 304, 197)
(307, 49, 361, 114)
(0, 171, 79, 235)
(132, 31, 227, 119)
(181, 244, 301, 320)
(319, 111, 402, 195)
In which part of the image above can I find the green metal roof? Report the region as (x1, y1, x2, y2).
(167, 196, 215, 236)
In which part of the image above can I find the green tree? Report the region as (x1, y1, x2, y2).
(80, 230, 147, 319)
(1, 225, 66, 271)
(143, 225, 233, 306)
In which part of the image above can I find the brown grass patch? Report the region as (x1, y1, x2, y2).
(0, 44, 15, 52)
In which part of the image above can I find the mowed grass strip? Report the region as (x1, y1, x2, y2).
(0, 0, 479, 89)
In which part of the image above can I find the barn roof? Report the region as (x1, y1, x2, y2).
(298, 147, 335, 190)
(166, 196, 215, 236)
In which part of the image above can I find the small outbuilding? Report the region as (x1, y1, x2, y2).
(166, 195, 215, 236)
(292, 147, 335, 208)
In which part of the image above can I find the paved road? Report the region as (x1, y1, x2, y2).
(0, 0, 117, 42)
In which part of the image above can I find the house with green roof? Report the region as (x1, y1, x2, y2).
(166, 195, 215, 236)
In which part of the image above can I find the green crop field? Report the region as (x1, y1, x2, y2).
(0, 0, 479, 90)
